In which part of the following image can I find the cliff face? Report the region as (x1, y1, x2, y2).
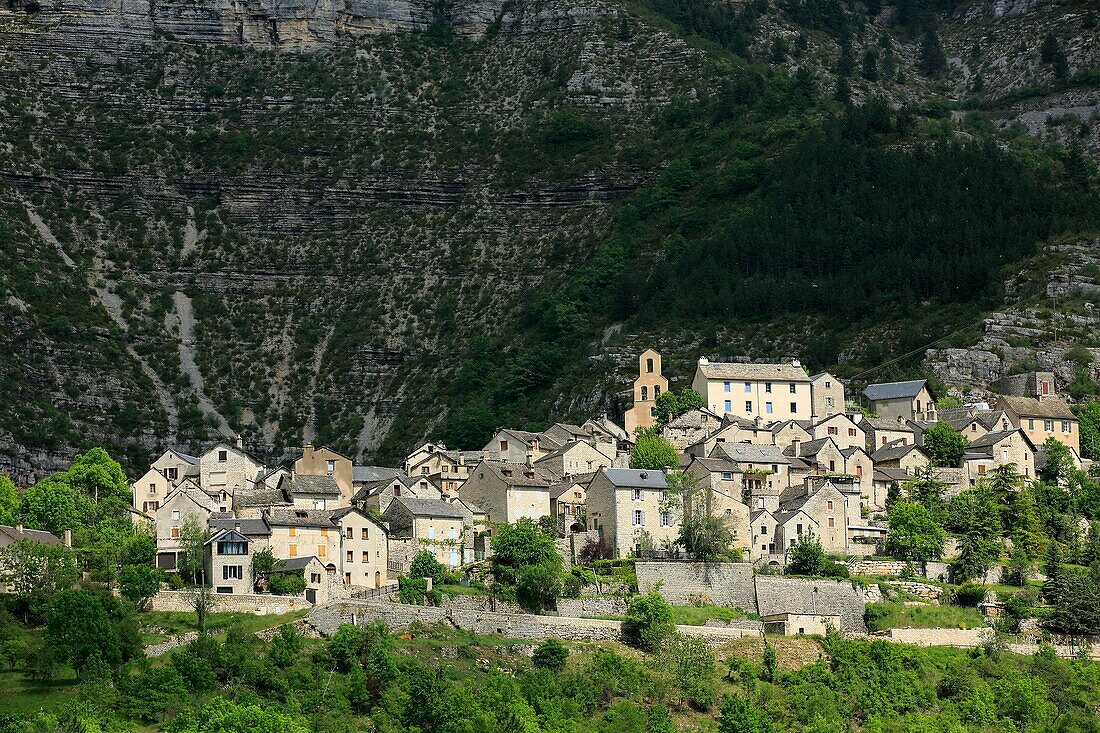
(0, 0, 1095, 481)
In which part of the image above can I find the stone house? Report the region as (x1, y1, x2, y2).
(204, 526, 254, 595)
(459, 459, 556, 524)
(586, 468, 673, 558)
(232, 481, 292, 519)
(809, 372, 845, 420)
(280, 555, 334, 604)
(483, 430, 561, 464)
(962, 429, 1037, 484)
(774, 509, 818, 556)
(199, 439, 265, 499)
(330, 507, 389, 588)
(131, 466, 172, 516)
(684, 415, 772, 457)
(661, 408, 722, 451)
(996, 395, 1080, 454)
(405, 444, 483, 495)
(863, 380, 936, 422)
(710, 442, 792, 494)
(788, 437, 847, 476)
(355, 473, 442, 515)
(990, 370, 1057, 399)
(692, 358, 813, 423)
(581, 416, 631, 457)
(155, 485, 217, 570)
(762, 612, 842, 636)
(150, 448, 200, 487)
(770, 419, 814, 453)
(286, 474, 343, 510)
(939, 409, 1013, 442)
(534, 440, 611, 477)
(264, 507, 387, 587)
(810, 413, 866, 452)
(776, 481, 851, 555)
(749, 509, 779, 561)
(351, 465, 403, 494)
(383, 496, 468, 568)
(550, 474, 592, 535)
(681, 458, 749, 552)
(265, 508, 340, 568)
(294, 445, 355, 505)
(841, 446, 876, 508)
(871, 440, 930, 475)
(624, 349, 670, 438)
(872, 468, 908, 507)
(860, 415, 919, 450)
(541, 422, 590, 446)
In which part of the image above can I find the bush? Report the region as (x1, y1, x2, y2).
(532, 639, 569, 672)
(409, 551, 446, 585)
(623, 592, 675, 651)
(953, 583, 988, 608)
(515, 560, 563, 613)
(268, 571, 306, 596)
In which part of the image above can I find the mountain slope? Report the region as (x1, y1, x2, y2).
(0, 0, 1096, 479)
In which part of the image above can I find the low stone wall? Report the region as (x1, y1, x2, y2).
(307, 598, 759, 648)
(145, 631, 198, 658)
(557, 597, 628, 617)
(150, 591, 311, 614)
(870, 627, 992, 647)
(890, 581, 943, 603)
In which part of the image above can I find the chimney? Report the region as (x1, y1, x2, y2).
(15, 522, 23, 535)
(63, 529, 72, 548)
(235, 434, 244, 449)
(235, 522, 241, 533)
(896, 415, 905, 427)
(698, 357, 709, 365)
(791, 359, 801, 368)
(525, 451, 534, 467)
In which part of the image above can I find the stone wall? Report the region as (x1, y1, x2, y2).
(755, 576, 867, 634)
(307, 598, 759, 647)
(150, 590, 311, 614)
(845, 558, 953, 584)
(870, 627, 992, 647)
(889, 581, 943, 603)
(636, 561, 757, 612)
(557, 597, 628, 617)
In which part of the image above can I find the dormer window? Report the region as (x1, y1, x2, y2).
(394, 486, 401, 496)
(500, 440, 508, 452)
(502, 469, 513, 477)
(326, 460, 335, 474)
(296, 511, 307, 519)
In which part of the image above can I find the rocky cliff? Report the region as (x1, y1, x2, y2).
(0, 0, 1096, 480)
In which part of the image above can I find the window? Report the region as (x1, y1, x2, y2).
(1028, 419, 1035, 430)
(361, 528, 369, 540)
(223, 565, 243, 580)
(724, 400, 732, 413)
(149, 483, 157, 494)
(641, 386, 648, 401)
(724, 381, 731, 393)
(172, 510, 181, 520)
(347, 551, 354, 563)
(796, 523, 803, 534)
(789, 384, 797, 394)
(315, 499, 326, 510)
(826, 501, 834, 510)
(1044, 420, 1054, 432)
(765, 382, 772, 393)
(393, 486, 401, 496)
(744, 382, 752, 393)
(1042, 380, 1050, 395)
(856, 465, 863, 477)
(428, 526, 435, 539)
(654, 385, 661, 397)
(790, 402, 797, 414)
(849, 428, 857, 437)
(825, 397, 835, 408)
(421, 466, 429, 474)
(745, 401, 753, 413)
(311, 573, 321, 584)
(825, 381, 832, 388)
(171, 527, 180, 538)
(218, 450, 227, 462)
(765, 402, 773, 414)
(829, 460, 836, 472)
(289, 527, 296, 537)
(721, 471, 734, 480)
(442, 464, 449, 473)
(828, 426, 838, 435)
(725, 508, 732, 516)
(166, 467, 178, 481)
(326, 459, 335, 473)
(631, 488, 642, 501)
(500, 440, 508, 452)
(289, 544, 297, 557)
(760, 525, 768, 535)
(346, 527, 353, 539)
(646, 358, 654, 373)
(217, 541, 247, 555)
(318, 545, 327, 558)
(828, 517, 835, 528)
(632, 510, 645, 526)
(978, 465, 987, 474)
(362, 551, 369, 563)
(659, 511, 671, 527)
(1062, 421, 1072, 433)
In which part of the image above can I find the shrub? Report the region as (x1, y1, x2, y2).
(268, 570, 306, 596)
(623, 592, 675, 651)
(409, 551, 446, 585)
(532, 638, 569, 672)
(953, 583, 988, 608)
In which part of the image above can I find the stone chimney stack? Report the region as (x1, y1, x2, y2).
(236, 434, 244, 449)
(525, 451, 534, 468)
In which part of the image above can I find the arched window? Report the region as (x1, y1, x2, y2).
(646, 358, 654, 373)
(641, 386, 648, 401)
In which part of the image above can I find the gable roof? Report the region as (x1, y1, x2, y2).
(279, 555, 324, 570)
(873, 467, 911, 482)
(841, 446, 869, 459)
(997, 395, 1076, 420)
(288, 474, 342, 497)
(712, 442, 790, 465)
(266, 508, 339, 528)
(352, 465, 403, 483)
(771, 419, 813, 435)
(860, 416, 917, 433)
(664, 408, 722, 430)
(209, 517, 271, 537)
(688, 456, 740, 474)
(696, 361, 810, 383)
(206, 527, 252, 546)
(600, 468, 669, 489)
(232, 485, 292, 509)
(863, 380, 928, 401)
(387, 496, 467, 519)
(871, 440, 927, 462)
(163, 448, 201, 466)
(475, 460, 556, 488)
(534, 440, 598, 464)
(791, 437, 838, 458)
(967, 429, 1035, 451)
(0, 525, 63, 545)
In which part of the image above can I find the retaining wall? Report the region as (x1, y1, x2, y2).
(870, 627, 991, 647)
(150, 591, 311, 614)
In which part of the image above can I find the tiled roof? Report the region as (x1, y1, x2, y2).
(998, 395, 1076, 420)
(871, 441, 925, 462)
(289, 474, 341, 496)
(863, 380, 927, 401)
(600, 468, 669, 489)
(712, 442, 790, 464)
(233, 486, 291, 508)
(352, 465, 403, 483)
(967, 429, 1033, 451)
(0, 525, 63, 545)
(696, 361, 810, 382)
(388, 497, 467, 519)
(266, 508, 339, 528)
(209, 517, 271, 536)
(279, 555, 322, 570)
(478, 460, 556, 488)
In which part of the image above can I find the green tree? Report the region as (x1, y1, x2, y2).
(1040, 31, 1068, 80)
(251, 546, 277, 577)
(786, 531, 827, 576)
(653, 391, 681, 426)
(951, 485, 1002, 583)
(922, 422, 969, 467)
(0, 474, 18, 526)
(119, 564, 163, 610)
(409, 550, 446, 584)
(121, 533, 157, 566)
(67, 447, 130, 505)
(719, 694, 773, 733)
(20, 477, 79, 535)
(902, 464, 948, 523)
(46, 589, 122, 676)
(1073, 401, 1100, 460)
(678, 389, 705, 413)
(623, 592, 674, 651)
(490, 517, 560, 586)
(1048, 564, 1100, 634)
(666, 470, 736, 560)
(860, 48, 879, 80)
(514, 559, 563, 612)
(267, 570, 306, 596)
(0, 539, 78, 621)
(171, 697, 311, 733)
(631, 428, 678, 469)
(177, 518, 213, 633)
(532, 638, 569, 672)
(658, 633, 715, 710)
(919, 29, 946, 76)
(885, 501, 945, 562)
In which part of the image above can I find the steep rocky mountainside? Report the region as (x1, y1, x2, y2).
(0, 0, 1096, 480)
